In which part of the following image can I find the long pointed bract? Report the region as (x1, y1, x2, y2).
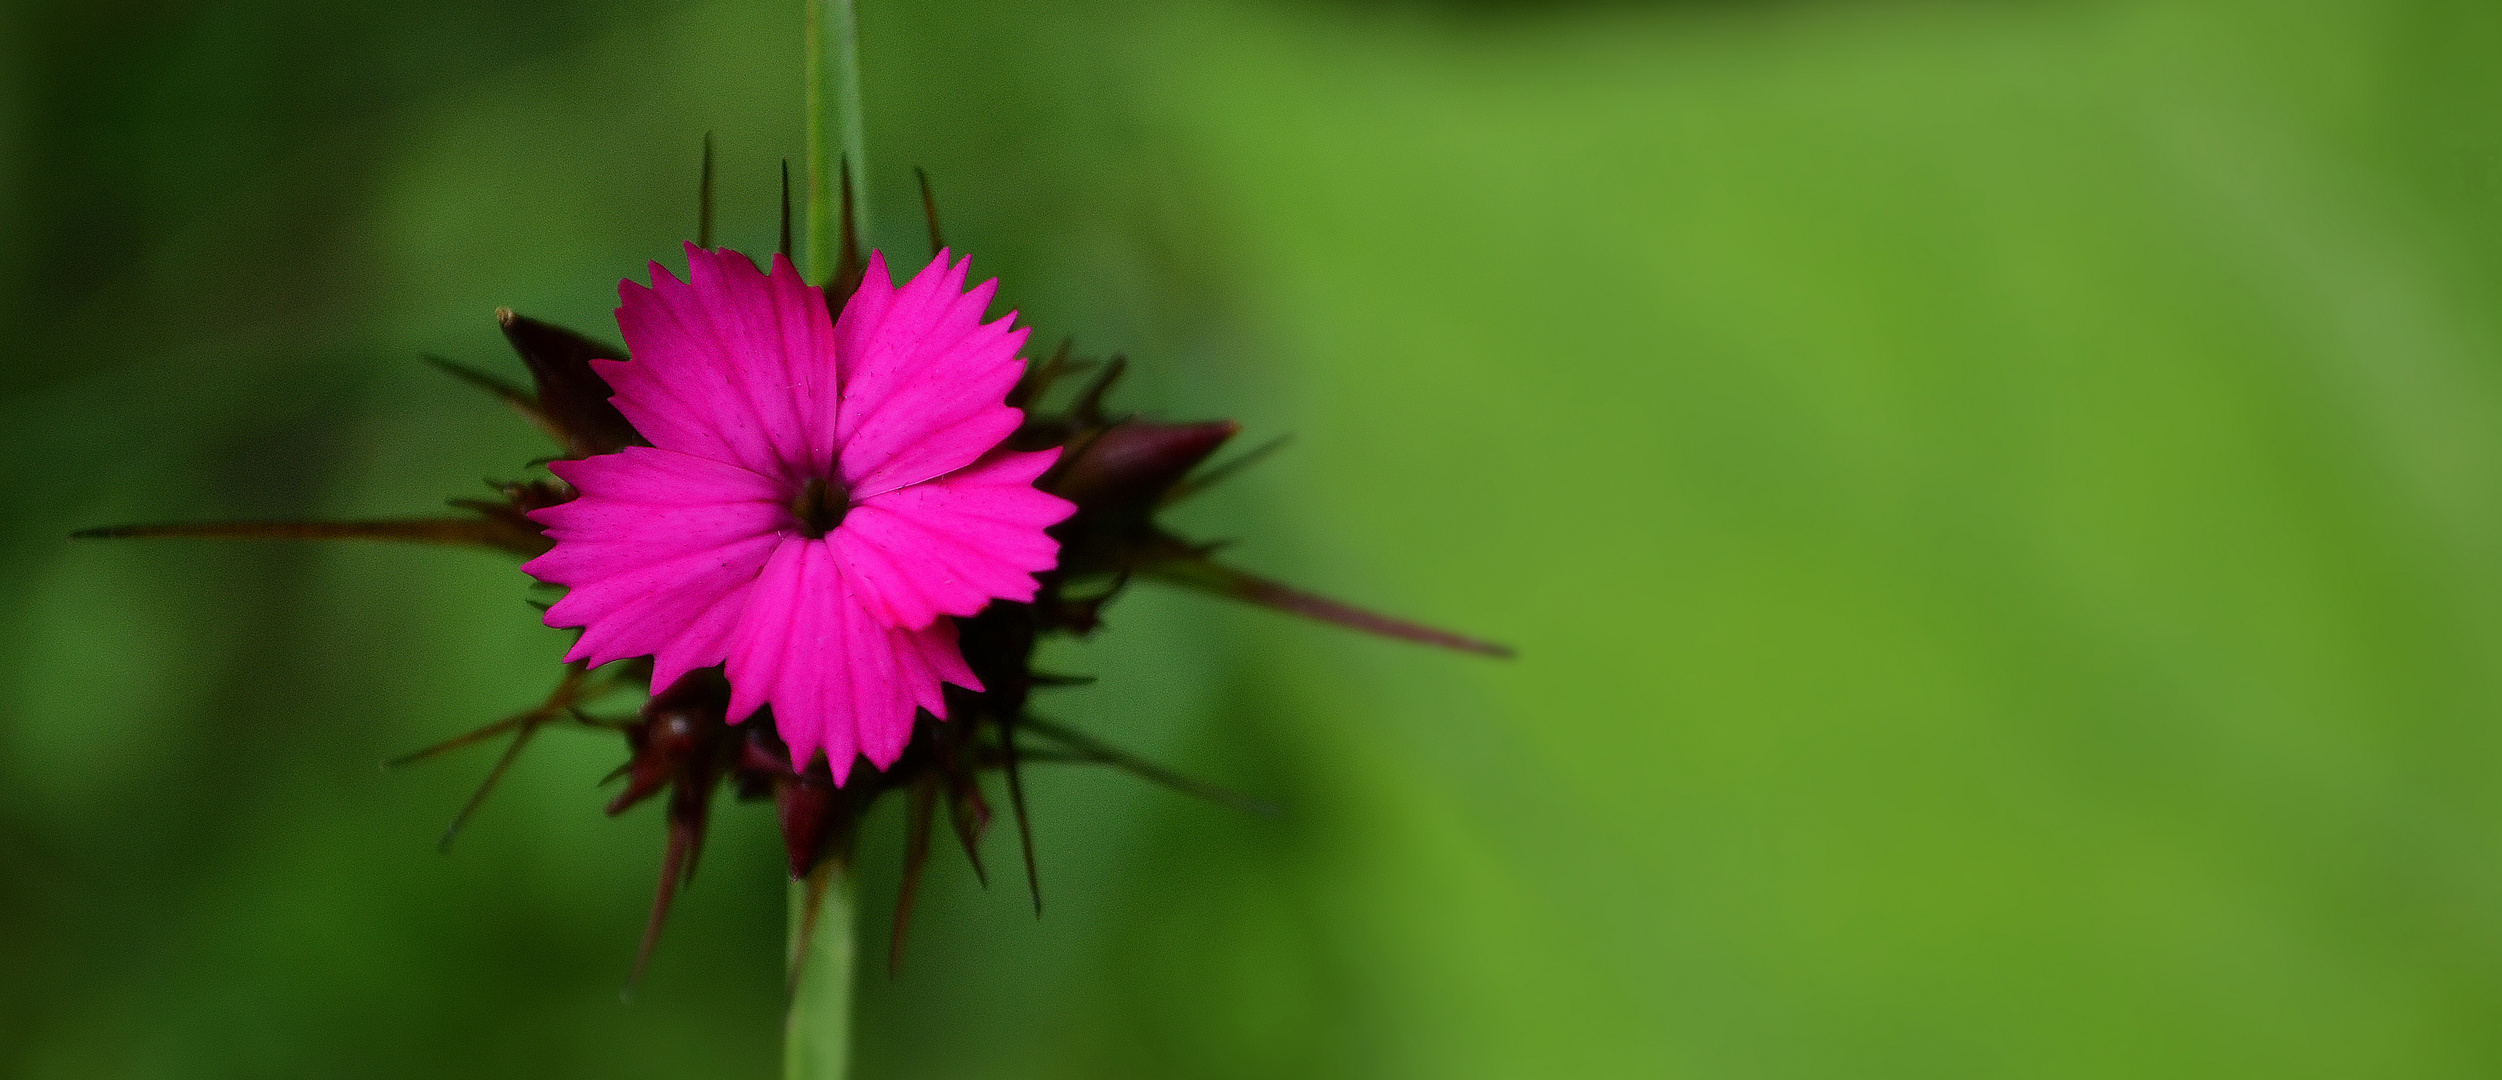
(1144, 557, 1513, 657)
(999, 713, 1042, 917)
(1021, 716, 1280, 817)
(438, 720, 545, 852)
(914, 167, 945, 256)
(73, 517, 548, 557)
(1161, 433, 1293, 508)
(425, 355, 546, 430)
(628, 806, 704, 997)
(888, 776, 938, 976)
(698, 133, 717, 249)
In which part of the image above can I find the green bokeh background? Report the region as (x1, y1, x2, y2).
(7, 0, 2502, 1075)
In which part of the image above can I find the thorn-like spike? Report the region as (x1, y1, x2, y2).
(697, 133, 717, 250)
(1020, 716, 1282, 817)
(1162, 433, 1293, 508)
(999, 714, 1042, 917)
(914, 167, 945, 256)
(605, 763, 671, 817)
(71, 517, 550, 557)
(889, 775, 939, 978)
(391, 663, 588, 769)
(831, 155, 865, 301)
(1036, 568, 1128, 634)
(779, 159, 795, 261)
(787, 858, 833, 999)
(1073, 356, 1128, 423)
(1143, 557, 1515, 658)
(606, 756, 676, 817)
(628, 811, 702, 996)
(1008, 336, 1079, 411)
(495, 309, 639, 459)
(385, 715, 528, 770)
(674, 783, 713, 888)
(423, 355, 543, 423)
(437, 718, 546, 852)
(566, 706, 627, 731)
(945, 771, 991, 889)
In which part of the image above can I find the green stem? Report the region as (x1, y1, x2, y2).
(803, 0, 868, 284)
(784, 860, 858, 1080)
(791, 5, 868, 1075)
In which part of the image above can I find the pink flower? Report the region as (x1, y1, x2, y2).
(523, 244, 1074, 780)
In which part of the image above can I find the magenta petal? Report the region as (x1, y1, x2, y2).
(548, 533, 780, 683)
(722, 537, 977, 780)
(836, 449, 1072, 629)
(603, 246, 838, 481)
(527, 245, 1061, 786)
(833, 250, 1032, 499)
(525, 447, 788, 679)
(866, 617, 981, 765)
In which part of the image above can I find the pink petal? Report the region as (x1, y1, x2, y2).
(599, 245, 839, 482)
(525, 447, 789, 686)
(722, 537, 981, 780)
(833, 449, 1073, 629)
(832, 250, 1031, 499)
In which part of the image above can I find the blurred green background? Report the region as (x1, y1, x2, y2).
(7, 0, 2502, 1075)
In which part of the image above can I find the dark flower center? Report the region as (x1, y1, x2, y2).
(789, 476, 850, 539)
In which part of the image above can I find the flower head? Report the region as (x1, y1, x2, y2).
(524, 244, 1074, 780)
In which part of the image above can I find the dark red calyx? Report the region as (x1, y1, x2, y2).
(1045, 420, 1238, 576)
(496, 308, 643, 458)
(1049, 420, 1238, 512)
(775, 772, 842, 879)
(735, 721, 858, 879)
(606, 670, 733, 816)
(444, 479, 573, 558)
